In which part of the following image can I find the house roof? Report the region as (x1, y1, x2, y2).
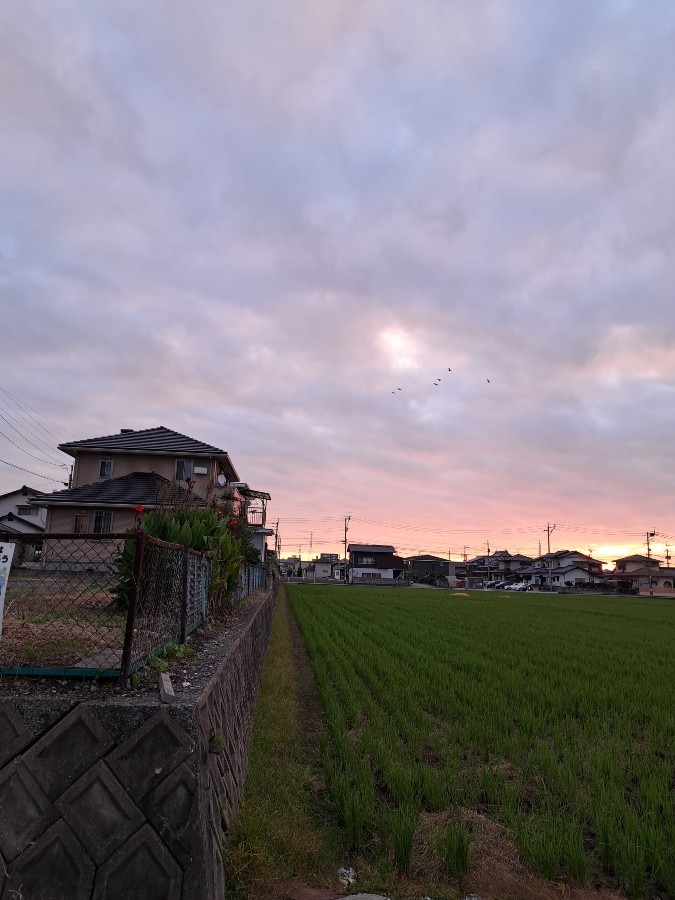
(613, 554, 657, 564)
(348, 544, 395, 553)
(58, 426, 238, 471)
(34, 472, 204, 508)
(0, 513, 44, 532)
(0, 485, 46, 502)
(519, 563, 603, 576)
(535, 550, 607, 565)
(406, 554, 446, 562)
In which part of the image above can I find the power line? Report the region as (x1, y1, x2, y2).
(0, 456, 66, 483)
(0, 387, 77, 441)
(0, 427, 70, 470)
(0, 410, 71, 466)
(0, 395, 71, 460)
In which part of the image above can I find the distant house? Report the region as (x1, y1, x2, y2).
(519, 549, 607, 587)
(348, 544, 402, 581)
(31, 427, 271, 563)
(405, 554, 450, 578)
(465, 550, 533, 582)
(308, 553, 340, 579)
(612, 554, 661, 573)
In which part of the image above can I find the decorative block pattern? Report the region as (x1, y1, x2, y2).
(144, 762, 196, 865)
(0, 701, 32, 768)
(0, 758, 57, 861)
(106, 709, 191, 798)
(3, 819, 95, 900)
(92, 824, 182, 900)
(24, 705, 114, 800)
(0, 587, 276, 900)
(56, 760, 145, 865)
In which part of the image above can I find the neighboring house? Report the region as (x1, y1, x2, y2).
(348, 544, 399, 581)
(0, 486, 47, 566)
(238, 486, 273, 562)
(30, 427, 271, 562)
(0, 485, 47, 534)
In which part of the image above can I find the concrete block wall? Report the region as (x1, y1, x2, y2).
(0, 586, 276, 900)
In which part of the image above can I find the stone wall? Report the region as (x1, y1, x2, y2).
(0, 585, 276, 900)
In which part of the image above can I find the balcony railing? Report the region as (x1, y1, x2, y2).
(247, 508, 266, 527)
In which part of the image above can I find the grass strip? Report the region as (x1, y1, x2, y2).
(225, 587, 342, 897)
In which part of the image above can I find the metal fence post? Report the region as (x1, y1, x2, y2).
(120, 533, 145, 687)
(181, 547, 189, 642)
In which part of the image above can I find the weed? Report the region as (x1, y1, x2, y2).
(437, 823, 470, 878)
(209, 732, 225, 754)
(148, 654, 168, 673)
(164, 642, 196, 661)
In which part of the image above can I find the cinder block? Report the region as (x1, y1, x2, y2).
(92, 823, 182, 900)
(3, 819, 95, 900)
(0, 758, 57, 861)
(24, 705, 114, 800)
(56, 760, 145, 865)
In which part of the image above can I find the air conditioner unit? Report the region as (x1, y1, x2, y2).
(229, 482, 249, 489)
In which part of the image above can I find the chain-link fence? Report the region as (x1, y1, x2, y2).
(0, 531, 268, 682)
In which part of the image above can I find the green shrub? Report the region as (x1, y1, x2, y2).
(111, 502, 243, 610)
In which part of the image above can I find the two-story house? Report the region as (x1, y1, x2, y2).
(519, 550, 607, 587)
(348, 544, 402, 581)
(31, 427, 271, 560)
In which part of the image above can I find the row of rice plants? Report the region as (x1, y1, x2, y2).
(289, 586, 675, 895)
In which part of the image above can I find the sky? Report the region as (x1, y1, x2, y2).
(1, 0, 675, 564)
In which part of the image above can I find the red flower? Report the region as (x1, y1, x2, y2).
(135, 505, 144, 512)
(229, 518, 237, 528)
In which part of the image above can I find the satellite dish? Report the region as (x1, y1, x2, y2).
(217, 474, 226, 486)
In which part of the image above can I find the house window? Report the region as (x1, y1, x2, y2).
(358, 556, 374, 565)
(17, 506, 39, 516)
(92, 510, 113, 534)
(73, 513, 89, 534)
(175, 459, 193, 481)
(99, 459, 113, 478)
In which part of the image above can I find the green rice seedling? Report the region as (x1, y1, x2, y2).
(384, 804, 418, 875)
(437, 823, 470, 878)
(560, 825, 589, 884)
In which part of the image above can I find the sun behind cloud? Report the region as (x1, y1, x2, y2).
(378, 328, 418, 370)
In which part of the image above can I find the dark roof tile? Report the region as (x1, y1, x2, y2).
(38, 472, 205, 508)
(58, 427, 228, 458)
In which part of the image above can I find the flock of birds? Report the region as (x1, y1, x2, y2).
(391, 368, 490, 394)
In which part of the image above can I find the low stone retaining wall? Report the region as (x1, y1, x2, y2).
(0, 585, 276, 900)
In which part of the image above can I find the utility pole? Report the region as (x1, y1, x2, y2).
(546, 523, 556, 589)
(646, 530, 656, 597)
(344, 516, 351, 582)
(486, 540, 491, 584)
(666, 545, 671, 568)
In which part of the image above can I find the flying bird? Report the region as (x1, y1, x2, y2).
(487, 379, 490, 383)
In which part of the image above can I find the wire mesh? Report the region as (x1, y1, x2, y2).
(0, 530, 269, 678)
(0, 532, 132, 672)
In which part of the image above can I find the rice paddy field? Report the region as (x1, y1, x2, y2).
(288, 585, 675, 897)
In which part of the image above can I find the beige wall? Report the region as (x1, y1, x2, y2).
(46, 505, 136, 534)
(73, 451, 222, 490)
